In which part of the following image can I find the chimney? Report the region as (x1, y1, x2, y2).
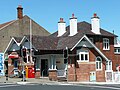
(91, 13, 100, 34)
(17, 5, 23, 19)
(58, 18, 66, 37)
(69, 14, 77, 36)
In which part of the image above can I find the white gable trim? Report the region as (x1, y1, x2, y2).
(71, 35, 109, 61)
(0, 20, 16, 31)
(4, 37, 18, 53)
(19, 36, 27, 46)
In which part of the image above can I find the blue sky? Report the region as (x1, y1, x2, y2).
(0, 0, 120, 38)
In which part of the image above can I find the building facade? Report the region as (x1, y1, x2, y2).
(5, 13, 120, 82)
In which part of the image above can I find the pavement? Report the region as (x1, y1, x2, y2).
(0, 76, 120, 85)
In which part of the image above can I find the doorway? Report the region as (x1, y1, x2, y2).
(41, 59, 48, 77)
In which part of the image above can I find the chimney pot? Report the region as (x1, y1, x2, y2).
(94, 13, 97, 17)
(72, 13, 74, 18)
(60, 18, 64, 22)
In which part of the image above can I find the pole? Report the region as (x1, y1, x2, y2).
(30, 19, 32, 63)
(65, 47, 68, 82)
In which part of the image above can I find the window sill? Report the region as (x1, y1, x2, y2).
(96, 69, 102, 71)
(114, 52, 120, 54)
(103, 49, 110, 51)
(77, 60, 89, 63)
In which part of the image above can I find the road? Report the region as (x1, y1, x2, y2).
(0, 83, 120, 90)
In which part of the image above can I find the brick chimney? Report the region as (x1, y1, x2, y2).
(17, 5, 23, 19)
(58, 18, 66, 37)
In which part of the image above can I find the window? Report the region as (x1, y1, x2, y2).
(79, 51, 89, 62)
(114, 48, 120, 54)
(96, 57, 102, 70)
(106, 61, 112, 70)
(103, 38, 110, 50)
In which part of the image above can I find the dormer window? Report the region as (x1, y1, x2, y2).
(103, 38, 110, 50)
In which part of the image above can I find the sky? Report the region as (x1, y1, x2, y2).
(0, 0, 120, 39)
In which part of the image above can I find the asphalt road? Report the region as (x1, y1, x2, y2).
(0, 83, 120, 90)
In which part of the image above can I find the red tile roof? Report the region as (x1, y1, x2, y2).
(0, 20, 15, 29)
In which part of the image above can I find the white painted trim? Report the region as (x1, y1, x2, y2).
(103, 38, 110, 50)
(71, 35, 85, 51)
(71, 35, 109, 61)
(96, 56, 102, 71)
(4, 37, 19, 53)
(0, 20, 16, 31)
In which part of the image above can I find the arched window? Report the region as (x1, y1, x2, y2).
(96, 56, 102, 70)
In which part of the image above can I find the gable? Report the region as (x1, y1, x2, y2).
(76, 38, 93, 48)
(71, 35, 109, 61)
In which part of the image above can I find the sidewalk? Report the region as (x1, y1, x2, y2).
(0, 76, 120, 85)
(0, 76, 57, 84)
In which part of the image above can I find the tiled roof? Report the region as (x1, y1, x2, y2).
(14, 21, 117, 50)
(0, 20, 15, 29)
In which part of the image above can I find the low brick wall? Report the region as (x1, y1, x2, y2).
(49, 70, 57, 81)
(35, 69, 41, 79)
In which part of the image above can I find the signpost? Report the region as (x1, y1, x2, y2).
(0, 53, 4, 76)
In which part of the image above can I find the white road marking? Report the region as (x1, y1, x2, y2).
(0, 84, 21, 88)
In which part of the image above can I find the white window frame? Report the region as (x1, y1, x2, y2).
(106, 61, 112, 70)
(79, 51, 89, 62)
(103, 38, 110, 50)
(114, 48, 120, 54)
(96, 56, 102, 70)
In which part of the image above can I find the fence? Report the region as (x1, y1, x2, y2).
(105, 70, 120, 82)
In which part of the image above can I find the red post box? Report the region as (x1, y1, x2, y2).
(28, 67, 35, 78)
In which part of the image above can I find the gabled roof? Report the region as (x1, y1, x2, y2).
(0, 15, 50, 35)
(0, 20, 16, 30)
(14, 21, 115, 50)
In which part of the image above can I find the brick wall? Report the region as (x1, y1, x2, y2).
(49, 70, 57, 81)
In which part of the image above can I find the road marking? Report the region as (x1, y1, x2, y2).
(0, 84, 21, 88)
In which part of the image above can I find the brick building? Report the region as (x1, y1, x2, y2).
(6, 13, 120, 82)
(1, 5, 50, 76)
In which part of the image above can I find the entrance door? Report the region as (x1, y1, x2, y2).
(41, 59, 48, 77)
(90, 71, 96, 82)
